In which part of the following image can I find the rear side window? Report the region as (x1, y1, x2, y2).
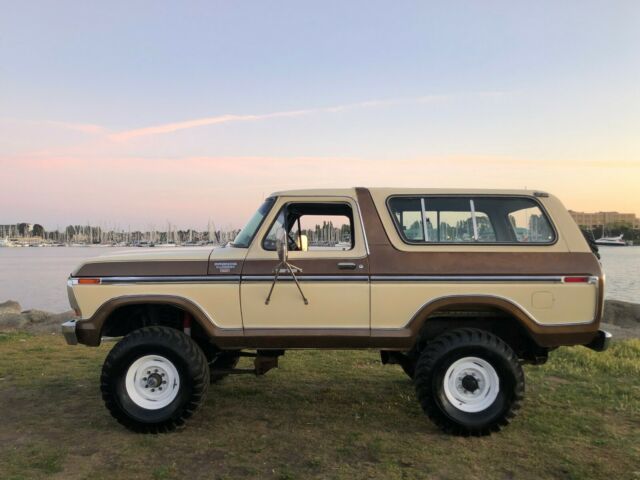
(387, 196, 555, 244)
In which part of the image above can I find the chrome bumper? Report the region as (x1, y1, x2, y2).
(61, 319, 78, 345)
(585, 330, 611, 352)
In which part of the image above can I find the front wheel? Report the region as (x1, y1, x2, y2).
(414, 328, 524, 436)
(101, 326, 210, 433)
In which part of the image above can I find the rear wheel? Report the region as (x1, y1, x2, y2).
(414, 328, 524, 436)
(101, 326, 209, 433)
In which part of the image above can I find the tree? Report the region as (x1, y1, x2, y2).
(65, 225, 76, 241)
(32, 224, 44, 237)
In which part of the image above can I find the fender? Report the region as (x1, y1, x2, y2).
(394, 295, 599, 348)
(75, 294, 240, 346)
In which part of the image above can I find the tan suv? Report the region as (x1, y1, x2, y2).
(62, 188, 610, 435)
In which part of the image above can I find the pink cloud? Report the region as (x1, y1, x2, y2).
(105, 93, 490, 142)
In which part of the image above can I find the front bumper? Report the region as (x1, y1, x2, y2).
(585, 330, 612, 352)
(61, 319, 78, 345)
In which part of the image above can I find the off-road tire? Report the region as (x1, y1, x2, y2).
(101, 326, 209, 433)
(414, 328, 524, 436)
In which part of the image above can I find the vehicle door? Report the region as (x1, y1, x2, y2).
(240, 196, 370, 330)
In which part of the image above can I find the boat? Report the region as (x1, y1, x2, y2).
(0, 237, 13, 247)
(595, 234, 626, 247)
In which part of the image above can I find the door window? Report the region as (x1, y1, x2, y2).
(263, 203, 354, 251)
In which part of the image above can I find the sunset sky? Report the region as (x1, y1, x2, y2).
(1, 1, 639, 230)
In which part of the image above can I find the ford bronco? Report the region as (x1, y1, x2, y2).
(62, 188, 609, 435)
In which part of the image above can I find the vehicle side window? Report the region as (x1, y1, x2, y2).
(263, 203, 354, 251)
(508, 206, 554, 243)
(390, 198, 424, 241)
(438, 210, 496, 242)
(388, 196, 555, 244)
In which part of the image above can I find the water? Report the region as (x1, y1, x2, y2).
(0, 247, 122, 312)
(0, 246, 638, 312)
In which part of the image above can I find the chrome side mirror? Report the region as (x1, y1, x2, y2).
(266, 227, 308, 306)
(275, 227, 288, 262)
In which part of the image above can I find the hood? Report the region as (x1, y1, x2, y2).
(72, 246, 246, 277)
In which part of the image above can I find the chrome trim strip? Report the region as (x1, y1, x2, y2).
(469, 199, 479, 241)
(100, 276, 240, 284)
(70, 274, 597, 284)
(420, 197, 429, 241)
(355, 194, 371, 255)
(370, 275, 566, 282)
(242, 275, 370, 282)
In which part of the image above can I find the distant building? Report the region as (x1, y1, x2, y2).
(568, 210, 640, 229)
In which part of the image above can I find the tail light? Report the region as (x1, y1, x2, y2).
(563, 276, 597, 284)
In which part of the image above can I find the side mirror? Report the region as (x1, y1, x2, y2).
(266, 227, 308, 306)
(297, 234, 308, 252)
(275, 227, 288, 262)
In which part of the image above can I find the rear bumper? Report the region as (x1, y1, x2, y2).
(584, 330, 611, 352)
(61, 319, 78, 345)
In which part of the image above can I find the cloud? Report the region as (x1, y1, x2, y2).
(107, 92, 505, 142)
(2, 91, 512, 145)
(0, 118, 109, 135)
(107, 110, 310, 142)
(43, 121, 109, 135)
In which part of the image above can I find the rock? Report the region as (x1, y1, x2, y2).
(0, 313, 29, 329)
(0, 300, 76, 333)
(603, 300, 640, 328)
(0, 300, 22, 315)
(21, 310, 51, 324)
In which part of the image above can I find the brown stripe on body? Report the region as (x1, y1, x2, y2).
(73, 260, 210, 277)
(369, 247, 602, 276)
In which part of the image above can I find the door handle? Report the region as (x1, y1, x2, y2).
(337, 262, 357, 270)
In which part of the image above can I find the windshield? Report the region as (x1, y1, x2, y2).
(231, 197, 276, 248)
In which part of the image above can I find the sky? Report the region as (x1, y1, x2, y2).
(1, 1, 639, 230)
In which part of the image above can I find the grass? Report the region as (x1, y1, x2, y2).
(0, 332, 639, 480)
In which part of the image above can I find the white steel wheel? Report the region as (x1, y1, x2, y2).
(443, 356, 500, 413)
(124, 355, 181, 410)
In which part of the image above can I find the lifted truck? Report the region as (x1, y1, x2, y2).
(62, 188, 610, 435)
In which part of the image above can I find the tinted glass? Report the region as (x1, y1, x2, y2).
(508, 206, 554, 243)
(388, 196, 554, 244)
(232, 197, 275, 248)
